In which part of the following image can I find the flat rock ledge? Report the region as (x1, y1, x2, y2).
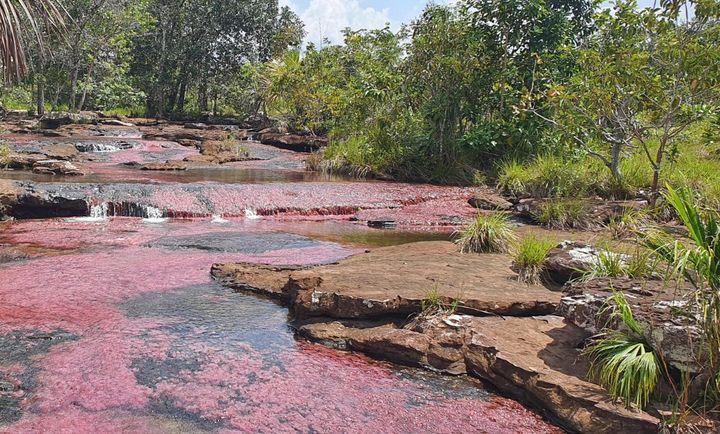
(212, 241, 660, 433)
(299, 315, 659, 434)
(212, 241, 560, 319)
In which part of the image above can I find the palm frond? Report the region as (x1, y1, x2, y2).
(0, 0, 65, 83)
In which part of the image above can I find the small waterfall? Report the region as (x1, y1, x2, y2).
(244, 208, 260, 220)
(142, 205, 168, 223)
(67, 202, 109, 223)
(90, 203, 109, 220)
(211, 214, 229, 224)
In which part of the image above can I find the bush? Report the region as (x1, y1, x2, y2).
(532, 199, 592, 230)
(512, 235, 556, 284)
(454, 212, 516, 253)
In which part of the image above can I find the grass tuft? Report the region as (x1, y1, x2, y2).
(532, 199, 592, 230)
(454, 212, 516, 254)
(512, 235, 556, 284)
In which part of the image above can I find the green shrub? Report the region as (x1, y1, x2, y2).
(585, 292, 661, 409)
(512, 235, 556, 284)
(532, 199, 592, 230)
(454, 212, 516, 253)
(497, 160, 531, 197)
(582, 250, 627, 281)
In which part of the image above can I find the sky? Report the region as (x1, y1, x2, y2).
(280, 0, 659, 46)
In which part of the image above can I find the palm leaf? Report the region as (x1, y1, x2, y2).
(0, 0, 65, 83)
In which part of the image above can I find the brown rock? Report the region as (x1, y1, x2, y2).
(32, 160, 85, 176)
(40, 143, 79, 160)
(140, 160, 188, 171)
(464, 315, 659, 433)
(215, 241, 560, 320)
(468, 188, 513, 210)
(211, 263, 308, 301)
(560, 277, 702, 373)
(259, 132, 328, 152)
(545, 241, 600, 285)
(300, 313, 660, 433)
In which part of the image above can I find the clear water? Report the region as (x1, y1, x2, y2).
(0, 219, 561, 433)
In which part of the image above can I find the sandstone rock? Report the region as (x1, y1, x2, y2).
(40, 111, 98, 129)
(211, 263, 307, 301)
(259, 132, 328, 152)
(545, 241, 600, 284)
(139, 160, 188, 171)
(299, 313, 660, 433)
(215, 241, 560, 320)
(40, 143, 80, 160)
(32, 160, 85, 176)
(99, 119, 134, 127)
(468, 189, 513, 210)
(560, 277, 702, 373)
(0, 181, 88, 218)
(464, 315, 659, 433)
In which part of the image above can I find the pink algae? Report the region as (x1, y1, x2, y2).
(0, 219, 561, 433)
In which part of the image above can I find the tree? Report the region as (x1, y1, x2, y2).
(546, 0, 720, 200)
(131, 0, 303, 116)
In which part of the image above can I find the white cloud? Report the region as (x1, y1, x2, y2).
(297, 0, 392, 46)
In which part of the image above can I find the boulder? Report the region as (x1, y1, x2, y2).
(32, 160, 85, 176)
(545, 241, 600, 285)
(560, 277, 702, 373)
(40, 111, 98, 129)
(468, 189, 513, 210)
(259, 132, 328, 152)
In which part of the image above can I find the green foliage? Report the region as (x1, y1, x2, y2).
(644, 185, 720, 400)
(547, 0, 720, 199)
(454, 212, 517, 254)
(585, 292, 661, 409)
(583, 251, 627, 281)
(421, 286, 463, 314)
(532, 199, 591, 230)
(512, 236, 556, 284)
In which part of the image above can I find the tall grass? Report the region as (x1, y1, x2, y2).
(532, 199, 591, 230)
(454, 212, 517, 253)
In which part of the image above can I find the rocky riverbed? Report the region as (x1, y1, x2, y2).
(0, 114, 664, 433)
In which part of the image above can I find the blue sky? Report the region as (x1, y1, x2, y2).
(280, 0, 659, 46)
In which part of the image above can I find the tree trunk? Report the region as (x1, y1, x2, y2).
(649, 142, 666, 206)
(36, 77, 46, 117)
(177, 80, 187, 113)
(69, 63, 80, 112)
(199, 82, 208, 112)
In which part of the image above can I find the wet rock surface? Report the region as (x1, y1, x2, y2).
(149, 232, 320, 254)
